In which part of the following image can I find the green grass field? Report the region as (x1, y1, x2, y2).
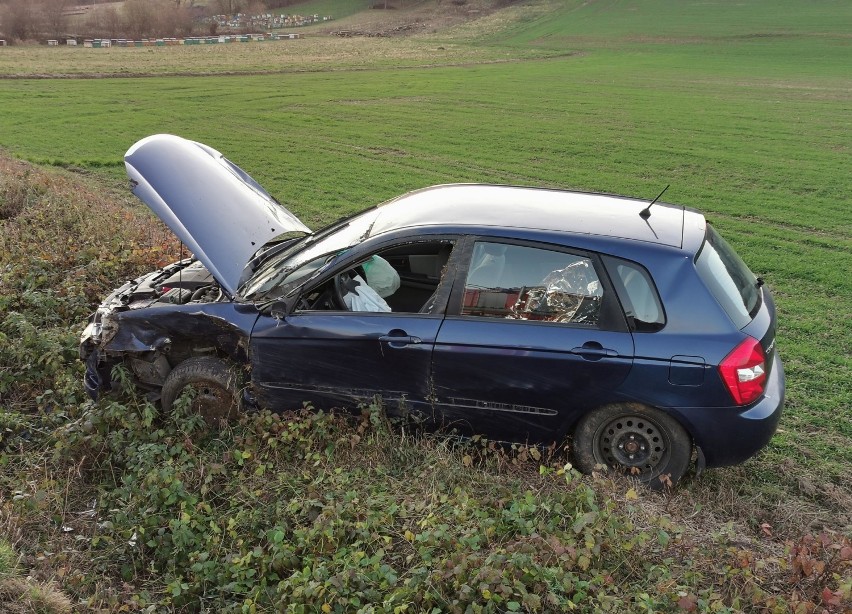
(1, 0, 851, 610)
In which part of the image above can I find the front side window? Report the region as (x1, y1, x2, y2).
(296, 240, 456, 314)
(462, 242, 603, 326)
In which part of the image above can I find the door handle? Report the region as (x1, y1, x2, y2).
(570, 342, 618, 359)
(379, 331, 422, 347)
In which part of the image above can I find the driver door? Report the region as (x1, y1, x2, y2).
(249, 238, 457, 417)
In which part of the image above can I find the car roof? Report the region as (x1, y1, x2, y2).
(369, 184, 687, 249)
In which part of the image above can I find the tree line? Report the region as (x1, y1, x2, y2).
(0, 0, 292, 43)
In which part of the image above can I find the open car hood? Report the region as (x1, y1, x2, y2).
(125, 134, 311, 296)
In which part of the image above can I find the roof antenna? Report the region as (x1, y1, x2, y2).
(639, 184, 669, 220)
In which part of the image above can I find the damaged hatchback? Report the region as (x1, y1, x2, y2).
(80, 134, 784, 487)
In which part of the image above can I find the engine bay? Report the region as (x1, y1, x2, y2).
(109, 259, 226, 311)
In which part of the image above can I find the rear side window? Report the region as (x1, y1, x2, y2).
(695, 225, 761, 329)
(462, 242, 603, 326)
(603, 257, 665, 332)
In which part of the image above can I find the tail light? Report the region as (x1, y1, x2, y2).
(719, 337, 767, 405)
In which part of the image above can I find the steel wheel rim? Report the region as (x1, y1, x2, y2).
(593, 414, 670, 475)
(189, 382, 233, 424)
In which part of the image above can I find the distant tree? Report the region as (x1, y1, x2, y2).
(210, 0, 245, 16)
(1, 0, 38, 41)
(102, 5, 123, 37)
(245, 1, 266, 16)
(156, 3, 194, 37)
(40, 0, 70, 39)
(123, 0, 159, 37)
(174, 7, 196, 36)
(82, 6, 101, 36)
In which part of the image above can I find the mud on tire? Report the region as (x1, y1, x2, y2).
(161, 356, 241, 427)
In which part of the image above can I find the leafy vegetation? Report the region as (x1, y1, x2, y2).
(1, 0, 851, 610)
(1, 161, 848, 609)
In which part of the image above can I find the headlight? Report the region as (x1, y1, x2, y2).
(80, 321, 102, 345)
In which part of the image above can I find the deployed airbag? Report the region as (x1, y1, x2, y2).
(363, 255, 401, 298)
(343, 275, 392, 312)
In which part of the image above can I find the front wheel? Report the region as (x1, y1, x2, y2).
(161, 357, 241, 427)
(573, 404, 692, 489)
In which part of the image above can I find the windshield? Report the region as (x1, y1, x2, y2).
(240, 209, 380, 300)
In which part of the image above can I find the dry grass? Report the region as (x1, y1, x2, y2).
(1, 156, 850, 611)
(0, 577, 74, 614)
(0, 151, 181, 323)
(0, 517, 72, 614)
(0, 33, 553, 78)
(307, 0, 515, 37)
(440, 0, 561, 41)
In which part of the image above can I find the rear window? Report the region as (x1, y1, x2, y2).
(695, 225, 761, 329)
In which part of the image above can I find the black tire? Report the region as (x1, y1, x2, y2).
(161, 357, 241, 426)
(573, 403, 692, 489)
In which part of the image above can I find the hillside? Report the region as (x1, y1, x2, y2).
(290, 0, 528, 38)
(499, 0, 852, 41)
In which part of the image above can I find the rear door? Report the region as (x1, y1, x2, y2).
(431, 239, 635, 442)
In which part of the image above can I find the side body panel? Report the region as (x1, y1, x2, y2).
(85, 301, 258, 398)
(432, 319, 635, 441)
(101, 303, 258, 361)
(608, 242, 784, 467)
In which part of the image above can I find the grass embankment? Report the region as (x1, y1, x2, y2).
(1, 0, 851, 609)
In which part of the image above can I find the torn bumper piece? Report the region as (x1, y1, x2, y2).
(84, 350, 112, 401)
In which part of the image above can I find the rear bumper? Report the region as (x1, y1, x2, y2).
(679, 351, 785, 468)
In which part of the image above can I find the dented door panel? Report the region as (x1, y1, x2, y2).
(250, 312, 442, 416)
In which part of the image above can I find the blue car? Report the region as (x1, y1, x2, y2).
(80, 134, 784, 487)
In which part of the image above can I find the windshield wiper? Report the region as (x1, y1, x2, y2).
(245, 235, 308, 274)
(241, 263, 301, 300)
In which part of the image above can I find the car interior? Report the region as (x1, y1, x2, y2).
(298, 240, 455, 314)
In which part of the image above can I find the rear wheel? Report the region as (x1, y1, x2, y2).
(161, 357, 240, 426)
(573, 404, 692, 489)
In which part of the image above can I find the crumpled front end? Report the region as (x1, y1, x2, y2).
(79, 258, 245, 401)
(82, 347, 112, 400)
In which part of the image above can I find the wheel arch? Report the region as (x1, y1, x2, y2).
(101, 308, 252, 389)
